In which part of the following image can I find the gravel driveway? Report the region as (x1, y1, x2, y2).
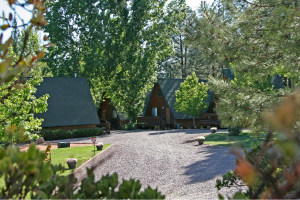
(53, 129, 241, 199)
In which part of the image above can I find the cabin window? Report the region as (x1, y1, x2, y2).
(152, 107, 157, 116)
(157, 88, 163, 97)
(112, 110, 117, 119)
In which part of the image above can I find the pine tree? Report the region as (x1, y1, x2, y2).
(186, 0, 300, 132)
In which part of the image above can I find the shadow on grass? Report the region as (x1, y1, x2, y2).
(183, 145, 237, 184)
(205, 133, 265, 148)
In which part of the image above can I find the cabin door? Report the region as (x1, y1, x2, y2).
(101, 109, 106, 119)
(166, 108, 170, 124)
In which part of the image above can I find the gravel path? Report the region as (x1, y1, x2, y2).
(52, 129, 241, 199)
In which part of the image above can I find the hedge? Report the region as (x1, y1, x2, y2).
(39, 128, 105, 141)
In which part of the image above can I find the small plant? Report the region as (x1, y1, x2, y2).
(66, 158, 77, 163)
(210, 127, 217, 133)
(195, 136, 205, 141)
(228, 126, 242, 136)
(195, 136, 205, 145)
(96, 143, 103, 147)
(125, 123, 136, 130)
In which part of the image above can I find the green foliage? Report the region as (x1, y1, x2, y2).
(158, 0, 191, 79)
(175, 72, 208, 117)
(215, 171, 239, 190)
(175, 72, 208, 128)
(186, 0, 300, 133)
(0, 77, 49, 143)
(73, 169, 165, 199)
(227, 126, 242, 136)
(1, 1, 51, 144)
(39, 128, 105, 141)
(0, 144, 165, 199)
(0, 144, 65, 199)
(44, 0, 173, 122)
(8, 29, 52, 77)
(215, 142, 271, 198)
(125, 123, 136, 131)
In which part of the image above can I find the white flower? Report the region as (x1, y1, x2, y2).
(210, 127, 217, 130)
(67, 158, 77, 162)
(196, 136, 205, 140)
(96, 143, 103, 147)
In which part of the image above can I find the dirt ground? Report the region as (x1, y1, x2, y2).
(17, 142, 94, 152)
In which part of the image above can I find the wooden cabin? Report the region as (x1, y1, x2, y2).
(35, 77, 100, 130)
(139, 79, 218, 129)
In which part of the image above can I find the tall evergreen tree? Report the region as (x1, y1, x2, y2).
(158, 0, 197, 79)
(187, 0, 300, 132)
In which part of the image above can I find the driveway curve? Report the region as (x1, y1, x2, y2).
(53, 129, 242, 199)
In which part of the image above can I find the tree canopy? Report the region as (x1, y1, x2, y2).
(175, 72, 208, 129)
(44, 0, 173, 122)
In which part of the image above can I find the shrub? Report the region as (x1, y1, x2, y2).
(227, 126, 242, 136)
(40, 128, 105, 141)
(125, 123, 136, 130)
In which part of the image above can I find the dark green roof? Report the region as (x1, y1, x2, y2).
(35, 77, 100, 127)
(222, 68, 235, 81)
(157, 79, 215, 120)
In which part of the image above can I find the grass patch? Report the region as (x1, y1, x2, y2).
(204, 132, 266, 148)
(51, 144, 111, 176)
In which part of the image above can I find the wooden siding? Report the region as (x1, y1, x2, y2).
(98, 98, 115, 120)
(174, 119, 196, 129)
(98, 98, 128, 129)
(119, 119, 130, 129)
(145, 84, 175, 125)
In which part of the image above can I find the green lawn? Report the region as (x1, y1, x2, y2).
(51, 144, 111, 176)
(204, 132, 266, 148)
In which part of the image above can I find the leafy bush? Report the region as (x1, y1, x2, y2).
(227, 126, 242, 136)
(216, 142, 268, 198)
(0, 144, 165, 199)
(40, 128, 105, 141)
(125, 123, 136, 130)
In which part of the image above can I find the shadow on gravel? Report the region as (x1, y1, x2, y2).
(182, 139, 196, 144)
(148, 129, 210, 136)
(183, 146, 236, 184)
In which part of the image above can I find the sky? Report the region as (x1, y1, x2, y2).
(0, 0, 214, 41)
